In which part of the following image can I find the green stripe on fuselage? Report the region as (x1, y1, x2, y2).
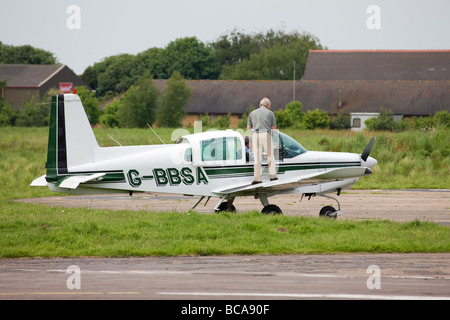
(52, 172, 126, 185)
(204, 162, 360, 179)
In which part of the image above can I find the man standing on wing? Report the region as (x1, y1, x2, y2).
(247, 97, 278, 185)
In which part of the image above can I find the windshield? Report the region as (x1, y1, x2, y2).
(273, 131, 307, 159)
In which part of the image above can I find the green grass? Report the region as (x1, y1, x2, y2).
(0, 126, 449, 257)
(1, 202, 448, 258)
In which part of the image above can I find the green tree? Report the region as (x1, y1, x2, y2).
(100, 99, 121, 128)
(162, 37, 221, 79)
(0, 78, 17, 126)
(117, 72, 159, 128)
(95, 54, 145, 98)
(157, 71, 192, 127)
(137, 47, 166, 79)
(213, 30, 324, 80)
(210, 29, 262, 66)
(0, 42, 57, 64)
(80, 65, 98, 91)
(76, 86, 100, 125)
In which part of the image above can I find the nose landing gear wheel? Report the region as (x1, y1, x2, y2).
(261, 204, 282, 214)
(320, 206, 337, 219)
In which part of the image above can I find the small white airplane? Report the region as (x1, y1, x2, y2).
(31, 94, 377, 218)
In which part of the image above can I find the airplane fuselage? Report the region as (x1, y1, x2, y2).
(47, 142, 365, 199)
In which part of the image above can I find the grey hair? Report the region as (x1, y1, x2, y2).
(259, 97, 271, 107)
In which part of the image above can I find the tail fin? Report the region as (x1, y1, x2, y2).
(45, 94, 99, 181)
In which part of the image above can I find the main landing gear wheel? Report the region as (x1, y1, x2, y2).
(319, 206, 337, 219)
(261, 204, 282, 215)
(215, 201, 236, 213)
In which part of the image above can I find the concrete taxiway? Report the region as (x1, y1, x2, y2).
(0, 254, 449, 300)
(17, 189, 450, 223)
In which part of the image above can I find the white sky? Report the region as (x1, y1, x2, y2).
(1, 0, 449, 74)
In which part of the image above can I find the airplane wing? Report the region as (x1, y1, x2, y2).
(213, 167, 372, 195)
(55, 173, 106, 189)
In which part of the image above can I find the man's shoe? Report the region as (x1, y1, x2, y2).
(251, 180, 262, 185)
(270, 177, 278, 181)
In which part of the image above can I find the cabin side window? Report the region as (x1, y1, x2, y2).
(201, 137, 243, 162)
(184, 148, 192, 162)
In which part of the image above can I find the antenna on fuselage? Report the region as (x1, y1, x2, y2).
(147, 123, 165, 144)
(107, 135, 123, 147)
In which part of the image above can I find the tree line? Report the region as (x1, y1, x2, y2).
(2, 32, 448, 131)
(80, 29, 324, 100)
(1, 29, 326, 128)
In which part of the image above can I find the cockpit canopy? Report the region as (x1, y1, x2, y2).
(273, 131, 307, 159)
(179, 130, 307, 166)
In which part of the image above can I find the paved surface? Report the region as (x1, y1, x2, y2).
(0, 254, 449, 300)
(17, 189, 450, 223)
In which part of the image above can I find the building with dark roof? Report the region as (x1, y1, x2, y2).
(155, 50, 449, 127)
(303, 50, 450, 81)
(0, 64, 88, 107)
(302, 50, 450, 125)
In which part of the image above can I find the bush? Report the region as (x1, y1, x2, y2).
(100, 99, 121, 128)
(14, 89, 59, 127)
(274, 109, 292, 129)
(15, 99, 50, 127)
(0, 102, 17, 126)
(199, 113, 211, 127)
(237, 112, 249, 129)
(275, 101, 304, 129)
(285, 101, 305, 128)
(330, 110, 351, 129)
(213, 113, 231, 128)
(304, 109, 330, 129)
(365, 107, 398, 131)
(412, 110, 450, 130)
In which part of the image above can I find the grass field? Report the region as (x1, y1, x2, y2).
(0, 126, 449, 257)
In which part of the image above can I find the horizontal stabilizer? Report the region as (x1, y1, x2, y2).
(30, 175, 48, 187)
(56, 173, 106, 189)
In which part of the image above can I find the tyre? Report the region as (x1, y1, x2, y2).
(261, 204, 282, 215)
(319, 206, 337, 218)
(216, 202, 236, 213)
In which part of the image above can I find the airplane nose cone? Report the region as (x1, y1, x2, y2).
(365, 156, 377, 168)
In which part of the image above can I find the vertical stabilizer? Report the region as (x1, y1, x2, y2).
(45, 94, 99, 181)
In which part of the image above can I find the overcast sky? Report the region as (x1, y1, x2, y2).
(1, 0, 449, 74)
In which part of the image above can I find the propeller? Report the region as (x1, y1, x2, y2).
(361, 137, 376, 162)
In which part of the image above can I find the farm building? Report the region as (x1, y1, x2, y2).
(153, 50, 449, 127)
(0, 64, 88, 108)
